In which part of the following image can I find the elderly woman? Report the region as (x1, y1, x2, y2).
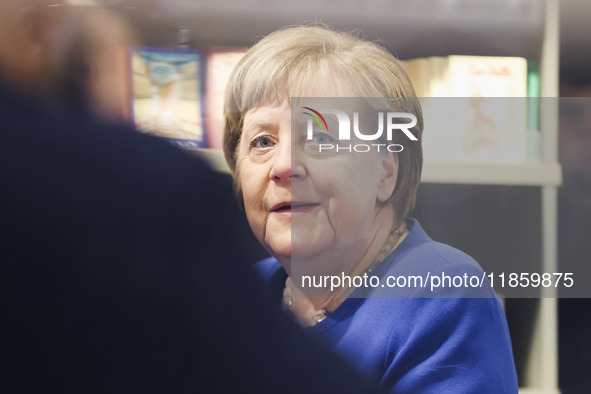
(223, 26, 518, 393)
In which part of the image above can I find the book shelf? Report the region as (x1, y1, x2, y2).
(193, 150, 563, 187)
(108, 0, 562, 391)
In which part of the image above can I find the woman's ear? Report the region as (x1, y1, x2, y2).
(376, 151, 398, 203)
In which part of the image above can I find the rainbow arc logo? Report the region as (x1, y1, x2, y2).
(300, 106, 418, 143)
(302, 107, 328, 131)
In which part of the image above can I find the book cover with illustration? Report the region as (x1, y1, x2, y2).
(401, 57, 429, 98)
(407, 55, 529, 163)
(205, 47, 248, 149)
(130, 46, 205, 149)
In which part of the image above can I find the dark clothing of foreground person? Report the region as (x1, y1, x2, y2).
(0, 81, 372, 393)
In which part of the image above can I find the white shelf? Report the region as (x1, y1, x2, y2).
(190, 148, 229, 174)
(192, 149, 563, 187)
(421, 161, 562, 186)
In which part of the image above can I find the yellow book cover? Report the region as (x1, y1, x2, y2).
(422, 55, 528, 163)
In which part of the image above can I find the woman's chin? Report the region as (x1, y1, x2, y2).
(265, 227, 333, 258)
(267, 239, 328, 261)
(291, 231, 332, 258)
(268, 244, 291, 260)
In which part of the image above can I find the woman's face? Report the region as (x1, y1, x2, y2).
(237, 98, 398, 276)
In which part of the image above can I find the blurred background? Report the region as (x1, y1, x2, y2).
(14, 0, 591, 393)
(67, 0, 591, 85)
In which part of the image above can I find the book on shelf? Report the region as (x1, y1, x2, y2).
(402, 55, 530, 164)
(427, 56, 449, 97)
(129, 46, 206, 149)
(403, 57, 430, 98)
(527, 60, 540, 162)
(204, 47, 248, 150)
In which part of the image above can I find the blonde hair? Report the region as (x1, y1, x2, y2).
(223, 25, 423, 220)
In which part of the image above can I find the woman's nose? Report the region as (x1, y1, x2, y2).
(269, 139, 305, 182)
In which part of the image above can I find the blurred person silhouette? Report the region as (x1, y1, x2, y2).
(50, 5, 136, 122)
(0, 1, 373, 393)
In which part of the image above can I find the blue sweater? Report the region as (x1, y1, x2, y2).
(255, 219, 518, 393)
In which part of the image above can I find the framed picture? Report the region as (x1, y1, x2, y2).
(130, 46, 206, 148)
(204, 47, 248, 149)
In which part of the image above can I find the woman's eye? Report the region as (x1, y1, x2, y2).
(310, 132, 335, 145)
(251, 136, 275, 149)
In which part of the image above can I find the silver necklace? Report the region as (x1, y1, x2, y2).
(363, 220, 407, 275)
(283, 220, 407, 327)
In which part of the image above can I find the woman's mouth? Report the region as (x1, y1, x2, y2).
(272, 202, 320, 215)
